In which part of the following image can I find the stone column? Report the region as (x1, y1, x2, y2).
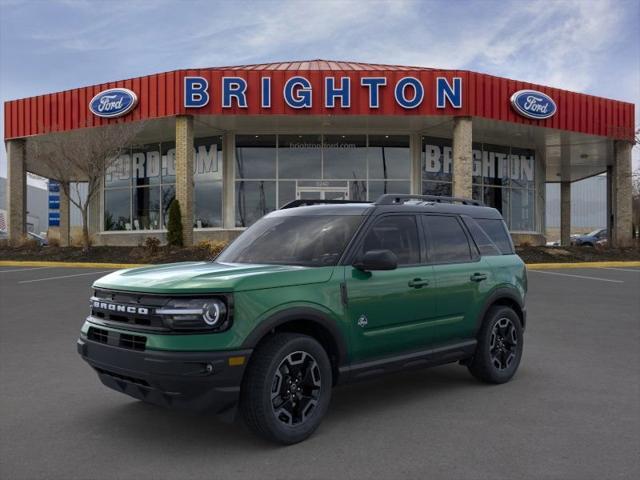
(409, 133, 422, 195)
(222, 133, 236, 228)
(175, 115, 194, 246)
(560, 181, 571, 246)
(6, 139, 27, 244)
(611, 141, 633, 247)
(59, 181, 70, 247)
(452, 117, 472, 199)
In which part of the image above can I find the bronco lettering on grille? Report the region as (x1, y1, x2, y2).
(92, 300, 149, 315)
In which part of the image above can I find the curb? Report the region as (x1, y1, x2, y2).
(2, 260, 639, 270)
(526, 261, 640, 270)
(0, 260, 145, 269)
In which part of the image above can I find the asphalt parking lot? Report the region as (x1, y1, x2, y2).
(1, 265, 639, 480)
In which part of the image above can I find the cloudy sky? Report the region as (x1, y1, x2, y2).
(1, 0, 638, 178)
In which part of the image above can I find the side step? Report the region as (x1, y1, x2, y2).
(337, 339, 477, 384)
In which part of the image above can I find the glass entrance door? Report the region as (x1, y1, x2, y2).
(296, 183, 349, 201)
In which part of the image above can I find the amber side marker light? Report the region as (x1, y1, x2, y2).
(228, 356, 246, 366)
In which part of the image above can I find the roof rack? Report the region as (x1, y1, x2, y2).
(375, 194, 484, 206)
(280, 199, 372, 209)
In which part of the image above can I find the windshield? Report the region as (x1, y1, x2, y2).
(217, 215, 363, 267)
(587, 229, 604, 237)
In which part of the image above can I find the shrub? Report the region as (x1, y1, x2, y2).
(143, 236, 161, 256)
(48, 237, 61, 248)
(195, 240, 227, 259)
(166, 200, 183, 247)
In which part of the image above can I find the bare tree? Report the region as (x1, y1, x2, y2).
(27, 121, 144, 250)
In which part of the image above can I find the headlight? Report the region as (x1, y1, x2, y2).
(156, 298, 229, 331)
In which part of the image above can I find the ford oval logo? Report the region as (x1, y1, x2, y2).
(89, 88, 138, 118)
(510, 89, 556, 120)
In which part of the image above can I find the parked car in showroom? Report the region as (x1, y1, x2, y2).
(571, 229, 607, 247)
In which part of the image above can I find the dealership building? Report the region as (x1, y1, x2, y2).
(3, 60, 635, 246)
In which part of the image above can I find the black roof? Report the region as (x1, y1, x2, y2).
(274, 195, 504, 220)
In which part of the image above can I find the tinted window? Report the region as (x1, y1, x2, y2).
(462, 217, 501, 256)
(360, 216, 420, 265)
(423, 216, 472, 263)
(475, 218, 514, 254)
(218, 215, 362, 267)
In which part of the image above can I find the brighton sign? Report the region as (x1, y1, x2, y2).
(183, 75, 463, 110)
(89, 88, 138, 118)
(510, 89, 557, 120)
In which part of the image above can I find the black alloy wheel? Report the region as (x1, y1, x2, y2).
(271, 351, 322, 426)
(489, 317, 518, 371)
(241, 333, 332, 444)
(467, 305, 523, 384)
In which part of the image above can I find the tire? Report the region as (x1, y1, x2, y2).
(240, 333, 332, 444)
(468, 306, 523, 384)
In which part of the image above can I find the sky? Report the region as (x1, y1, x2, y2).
(0, 0, 638, 181)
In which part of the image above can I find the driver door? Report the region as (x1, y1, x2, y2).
(345, 214, 437, 362)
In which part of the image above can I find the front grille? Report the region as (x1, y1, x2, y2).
(86, 326, 147, 351)
(119, 333, 146, 351)
(88, 327, 108, 344)
(90, 289, 169, 331)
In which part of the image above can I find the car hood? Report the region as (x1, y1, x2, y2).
(93, 261, 335, 294)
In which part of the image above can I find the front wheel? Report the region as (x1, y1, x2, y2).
(240, 333, 332, 444)
(468, 306, 523, 384)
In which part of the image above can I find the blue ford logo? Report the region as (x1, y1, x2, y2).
(89, 88, 138, 118)
(510, 89, 556, 120)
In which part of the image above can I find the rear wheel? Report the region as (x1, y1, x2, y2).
(468, 306, 523, 384)
(240, 333, 332, 444)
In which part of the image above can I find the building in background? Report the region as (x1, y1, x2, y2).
(3, 60, 635, 247)
(0, 176, 48, 234)
(546, 175, 607, 241)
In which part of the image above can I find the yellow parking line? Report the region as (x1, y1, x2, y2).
(527, 261, 640, 270)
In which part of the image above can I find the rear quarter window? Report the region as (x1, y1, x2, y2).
(475, 218, 514, 254)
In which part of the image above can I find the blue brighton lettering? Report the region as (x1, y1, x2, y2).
(222, 77, 248, 108)
(184, 77, 209, 108)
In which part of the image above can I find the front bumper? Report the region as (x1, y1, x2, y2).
(77, 336, 251, 414)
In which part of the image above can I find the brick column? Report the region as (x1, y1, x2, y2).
(59, 181, 70, 247)
(222, 133, 236, 228)
(452, 117, 472, 199)
(410, 133, 422, 194)
(6, 139, 27, 244)
(560, 181, 571, 246)
(611, 141, 633, 247)
(175, 115, 194, 246)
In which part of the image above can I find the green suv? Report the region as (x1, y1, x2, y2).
(78, 194, 527, 444)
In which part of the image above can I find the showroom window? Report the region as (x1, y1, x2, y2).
(235, 134, 411, 227)
(422, 136, 537, 232)
(104, 136, 223, 231)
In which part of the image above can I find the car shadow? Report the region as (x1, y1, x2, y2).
(79, 364, 483, 450)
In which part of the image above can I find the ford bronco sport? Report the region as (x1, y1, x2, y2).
(78, 194, 527, 444)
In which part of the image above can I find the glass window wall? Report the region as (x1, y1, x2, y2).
(422, 136, 537, 232)
(235, 134, 411, 227)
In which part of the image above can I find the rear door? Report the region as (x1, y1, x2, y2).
(345, 214, 437, 361)
(421, 214, 492, 344)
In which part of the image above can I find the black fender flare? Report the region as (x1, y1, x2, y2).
(475, 287, 526, 333)
(241, 307, 349, 366)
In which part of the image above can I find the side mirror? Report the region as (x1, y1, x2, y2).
(353, 249, 398, 271)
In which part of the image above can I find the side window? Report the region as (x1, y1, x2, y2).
(462, 216, 501, 256)
(360, 215, 420, 265)
(476, 218, 514, 254)
(423, 215, 472, 263)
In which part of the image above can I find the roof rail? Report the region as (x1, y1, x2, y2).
(375, 194, 484, 206)
(280, 199, 372, 209)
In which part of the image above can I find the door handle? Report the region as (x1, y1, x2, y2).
(470, 272, 487, 282)
(408, 278, 430, 288)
